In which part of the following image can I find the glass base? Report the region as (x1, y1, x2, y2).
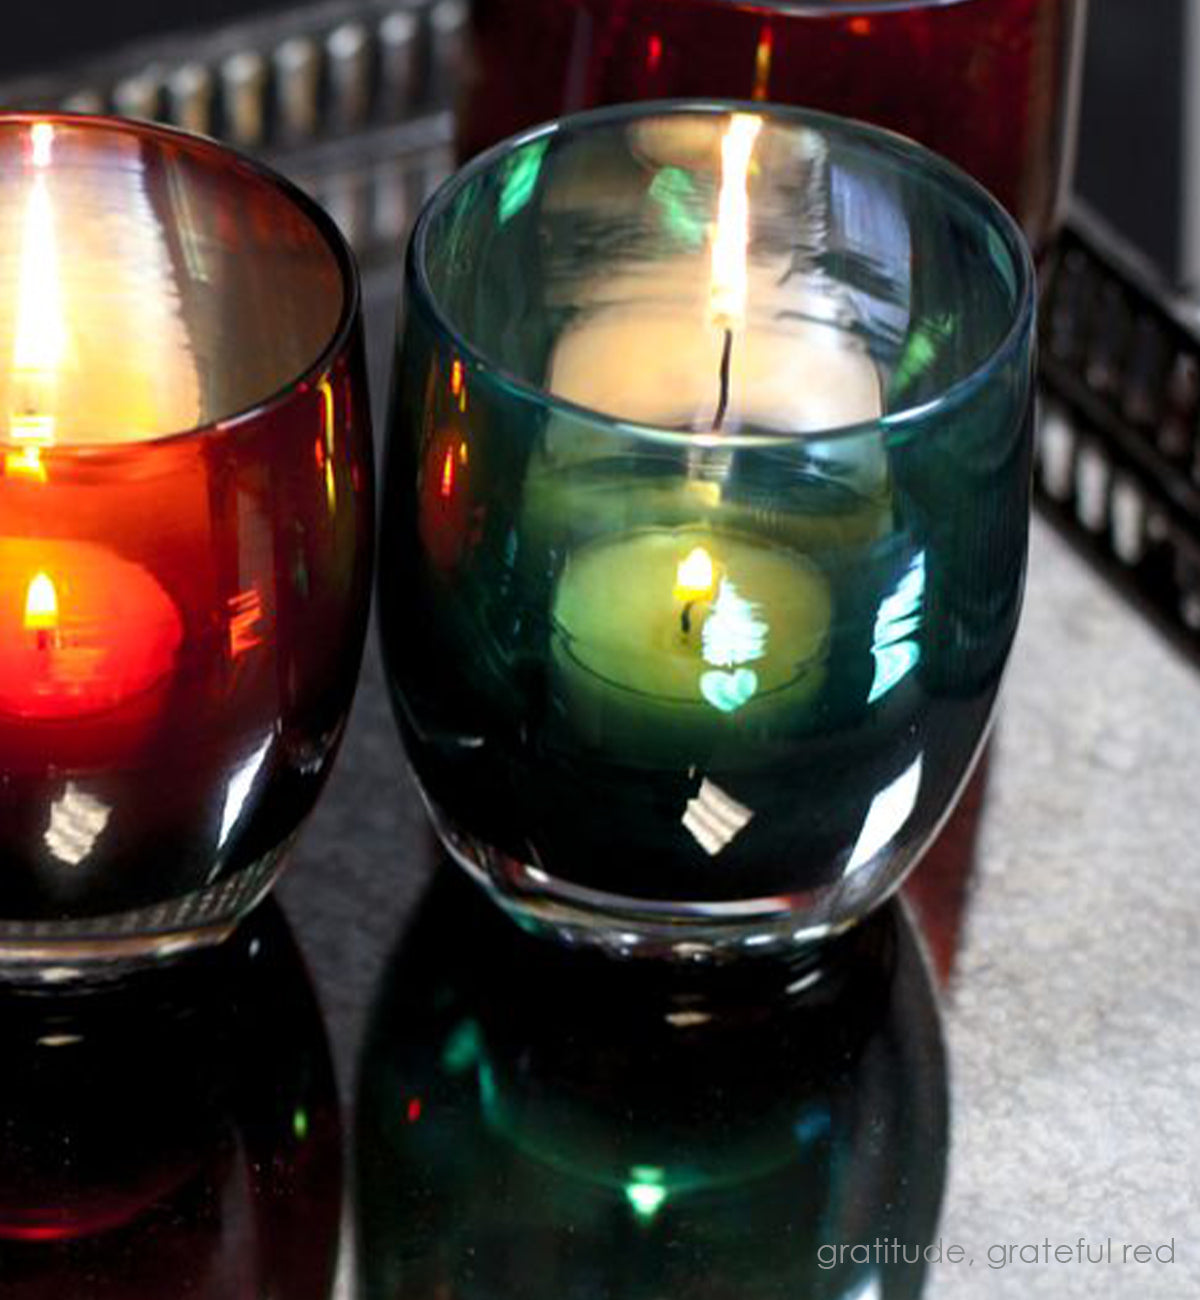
(0, 848, 286, 982)
(427, 801, 863, 961)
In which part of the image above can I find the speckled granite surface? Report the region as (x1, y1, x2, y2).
(276, 270, 1199, 1296)
(931, 519, 1200, 1298)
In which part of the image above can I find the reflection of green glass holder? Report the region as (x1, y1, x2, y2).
(475, 1032, 834, 1206)
(357, 870, 948, 1300)
(381, 102, 1035, 954)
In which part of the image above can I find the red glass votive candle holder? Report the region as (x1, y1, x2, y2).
(458, 0, 1087, 253)
(0, 115, 373, 973)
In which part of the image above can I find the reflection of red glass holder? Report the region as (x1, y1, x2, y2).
(418, 356, 482, 570)
(460, 0, 1085, 251)
(903, 752, 989, 986)
(0, 906, 342, 1300)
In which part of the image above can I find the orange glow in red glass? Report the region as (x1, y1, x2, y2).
(0, 539, 182, 720)
(406, 1098, 423, 1123)
(314, 435, 326, 469)
(228, 587, 265, 659)
(647, 33, 663, 72)
(848, 16, 872, 36)
(752, 26, 774, 101)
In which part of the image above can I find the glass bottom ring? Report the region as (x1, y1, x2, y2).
(426, 799, 864, 961)
(0, 847, 287, 982)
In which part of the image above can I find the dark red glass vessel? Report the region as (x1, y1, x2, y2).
(0, 115, 373, 969)
(458, 0, 1086, 251)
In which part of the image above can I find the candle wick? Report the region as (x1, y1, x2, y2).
(681, 601, 694, 636)
(712, 328, 733, 432)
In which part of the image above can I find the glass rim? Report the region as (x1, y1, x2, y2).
(409, 98, 1036, 450)
(722, 0, 973, 12)
(0, 110, 362, 452)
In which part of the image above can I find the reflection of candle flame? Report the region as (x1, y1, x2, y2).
(709, 114, 762, 331)
(752, 26, 774, 101)
(319, 375, 337, 511)
(6, 122, 64, 482)
(673, 547, 717, 602)
(24, 571, 58, 632)
(229, 586, 265, 659)
(449, 358, 468, 412)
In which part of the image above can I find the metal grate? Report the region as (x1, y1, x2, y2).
(0, 0, 460, 266)
(0, 0, 464, 144)
(1037, 204, 1200, 661)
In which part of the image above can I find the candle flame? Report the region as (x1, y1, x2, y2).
(6, 123, 65, 481)
(709, 114, 763, 330)
(24, 571, 58, 631)
(674, 547, 717, 602)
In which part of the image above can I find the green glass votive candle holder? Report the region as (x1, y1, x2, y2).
(380, 102, 1035, 957)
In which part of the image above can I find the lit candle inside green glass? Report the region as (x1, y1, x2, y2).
(552, 528, 832, 763)
(544, 114, 881, 766)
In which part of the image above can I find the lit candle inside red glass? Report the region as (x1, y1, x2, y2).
(0, 540, 182, 720)
(0, 122, 184, 730)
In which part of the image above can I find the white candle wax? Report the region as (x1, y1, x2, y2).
(546, 260, 884, 437)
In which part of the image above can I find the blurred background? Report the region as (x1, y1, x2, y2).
(0, 0, 1185, 278)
